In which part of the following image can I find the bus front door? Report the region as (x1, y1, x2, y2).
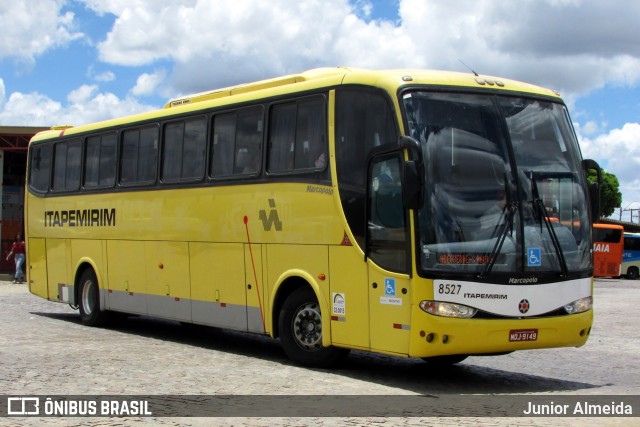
(368, 265, 411, 355)
(366, 153, 412, 355)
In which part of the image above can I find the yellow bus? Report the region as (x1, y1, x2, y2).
(26, 67, 601, 367)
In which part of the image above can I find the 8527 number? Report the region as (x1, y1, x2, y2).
(438, 283, 461, 295)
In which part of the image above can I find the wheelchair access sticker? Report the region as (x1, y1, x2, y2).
(380, 278, 402, 306)
(384, 278, 396, 296)
(527, 248, 542, 267)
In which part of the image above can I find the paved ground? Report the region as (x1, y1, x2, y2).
(0, 277, 638, 426)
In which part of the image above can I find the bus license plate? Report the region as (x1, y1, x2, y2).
(509, 329, 538, 342)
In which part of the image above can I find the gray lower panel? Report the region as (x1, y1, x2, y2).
(107, 290, 147, 315)
(104, 290, 264, 333)
(147, 293, 192, 322)
(247, 307, 266, 333)
(192, 300, 248, 331)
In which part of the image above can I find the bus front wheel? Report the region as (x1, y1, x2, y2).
(78, 269, 108, 327)
(278, 287, 349, 367)
(627, 267, 639, 280)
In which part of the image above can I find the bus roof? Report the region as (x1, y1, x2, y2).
(30, 67, 562, 143)
(164, 67, 560, 109)
(163, 67, 349, 108)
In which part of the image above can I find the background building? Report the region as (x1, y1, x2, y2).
(0, 126, 48, 273)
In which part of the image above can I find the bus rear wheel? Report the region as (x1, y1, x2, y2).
(627, 267, 639, 280)
(78, 269, 108, 327)
(278, 287, 349, 367)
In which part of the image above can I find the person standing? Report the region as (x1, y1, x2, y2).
(6, 233, 26, 284)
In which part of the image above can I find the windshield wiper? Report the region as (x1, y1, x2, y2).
(530, 173, 568, 278)
(478, 177, 516, 279)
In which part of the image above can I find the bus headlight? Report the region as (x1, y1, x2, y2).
(419, 301, 477, 318)
(563, 296, 592, 314)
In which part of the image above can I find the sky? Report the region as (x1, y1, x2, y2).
(1, 0, 639, 220)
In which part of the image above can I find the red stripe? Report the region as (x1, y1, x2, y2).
(244, 215, 266, 332)
(393, 323, 402, 329)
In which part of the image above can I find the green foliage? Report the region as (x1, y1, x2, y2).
(587, 169, 622, 218)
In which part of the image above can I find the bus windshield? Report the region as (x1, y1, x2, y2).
(403, 91, 591, 278)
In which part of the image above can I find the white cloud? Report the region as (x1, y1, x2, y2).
(352, 0, 373, 19)
(88, 0, 417, 96)
(131, 70, 166, 97)
(396, 0, 640, 96)
(0, 0, 83, 65)
(0, 91, 62, 126)
(0, 85, 155, 127)
(577, 122, 640, 210)
(81, 0, 640, 101)
(0, 78, 5, 109)
(94, 71, 116, 82)
(581, 121, 600, 137)
(83, 0, 640, 208)
(3, 0, 639, 209)
(67, 84, 98, 104)
(92, 0, 357, 70)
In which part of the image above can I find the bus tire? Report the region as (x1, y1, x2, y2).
(627, 267, 639, 280)
(278, 286, 349, 367)
(422, 355, 468, 366)
(78, 269, 108, 327)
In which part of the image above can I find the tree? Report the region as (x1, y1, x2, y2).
(587, 169, 622, 218)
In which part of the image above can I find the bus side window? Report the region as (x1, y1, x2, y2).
(29, 144, 52, 193)
(236, 107, 263, 175)
(295, 98, 326, 170)
(268, 95, 326, 174)
(268, 103, 297, 173)
(335, 88, 398, 248)
(85, 133, 116, 189)
(120, 126, 158, 185)
(138, 127, 159, 182)
(211, 106, 263, 178)
(182, 118, 206, 180)
(52, 139, 82, 192)
(162, 116, 206, 182)
(211, 113, 236, 177)
(368, 154, 409, 273)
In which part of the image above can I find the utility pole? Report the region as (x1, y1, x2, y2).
(621, 203, 640, 223)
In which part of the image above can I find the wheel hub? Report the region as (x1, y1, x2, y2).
(81, 280, 95, 315)
(293, 303, 322, 351)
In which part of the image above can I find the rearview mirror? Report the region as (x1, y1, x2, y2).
(582, 159, 602, 222)
(402, 160, 423, 209)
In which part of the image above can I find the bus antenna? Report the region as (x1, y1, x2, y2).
(458, 59, 479, 77)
